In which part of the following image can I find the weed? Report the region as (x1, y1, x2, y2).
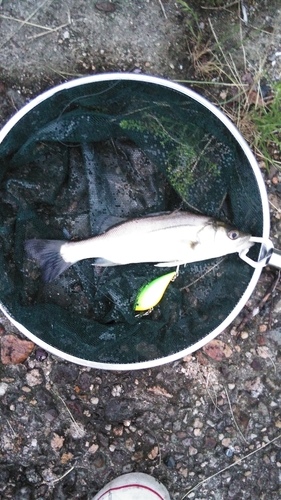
(249, 81, 281, 169)
(177, 1, 281, 171)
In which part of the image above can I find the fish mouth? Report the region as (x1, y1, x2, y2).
(232, 235, 254, 253)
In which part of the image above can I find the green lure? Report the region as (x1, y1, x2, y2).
(134, 271, 177, 312)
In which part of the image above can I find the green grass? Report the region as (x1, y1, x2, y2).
(177, 1, 281, 171)
(249, 81, 281, 170)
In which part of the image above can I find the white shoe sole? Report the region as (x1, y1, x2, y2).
(92, 472, 171, 500)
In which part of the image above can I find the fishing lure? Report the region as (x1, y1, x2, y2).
(134, 271, 177, 313)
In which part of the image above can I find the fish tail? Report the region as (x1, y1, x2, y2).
(24, 239, 72, 282)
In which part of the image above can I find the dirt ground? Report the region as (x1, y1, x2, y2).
(1, 1, 281, 499)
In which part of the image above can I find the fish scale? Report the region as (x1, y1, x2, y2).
(24, 211, 253, 283)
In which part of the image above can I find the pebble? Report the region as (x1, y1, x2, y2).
(113, 425, 123, 436)
(90, 397, 99, 405)
(0, 382, 8, 396)
(240, 331, 249, 339)
(35, 348, 48, 361)
(225, 448, 234, 457)
(111, 384, 123, 397)
(256, 346, 270, 359)
(148, 445, 159, 460)
(164, 455, 176, 468)
(26, 369, 43, 387)
(88, 443, 99, 454)
(251, 358, 263, 371)
(222, 437, 231, 447)
(95, 1, 117, 13)
(1, 335, 34, 364)
(189, 446, 198, 456)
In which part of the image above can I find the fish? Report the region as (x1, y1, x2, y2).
(134, 271, 177, 312)
(24, 211, 253, 283)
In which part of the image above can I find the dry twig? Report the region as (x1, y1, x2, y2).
(158, 0, 167, 19)
(0, 0, 51, 49)
(181, 432, 281, 499)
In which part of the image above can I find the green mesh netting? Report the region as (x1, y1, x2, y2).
(0, 78, 264, 365)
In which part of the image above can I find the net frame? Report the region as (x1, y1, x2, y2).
(0, 73, 270, 370)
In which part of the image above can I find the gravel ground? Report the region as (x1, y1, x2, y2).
(1, 1, 281, 499)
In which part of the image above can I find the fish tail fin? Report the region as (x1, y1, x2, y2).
(25, 239, 72, 282)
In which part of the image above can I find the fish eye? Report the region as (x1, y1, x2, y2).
(227, 229, 240, 240)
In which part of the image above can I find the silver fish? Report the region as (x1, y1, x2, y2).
(24, 211, 253, 282)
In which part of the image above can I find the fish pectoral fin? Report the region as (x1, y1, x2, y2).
(154, 261, 185, 267)
(93, 257, 120, 267)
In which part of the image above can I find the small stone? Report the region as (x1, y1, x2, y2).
(203, 339, 232, 360)
(179, 467, 188, 478)
(0, 382, 8, 396)
(111, 384, 123, 397)
(225, 448, 234, 457)
(259, 324, 267, 333)
(68, 421, 85, 439)
(194, 418, 203, 428)
(240, 331, 249, 339)
(90, 397, 99, 405)
(164, 455, 176, 468)
(113, 425, 124, 436)
(61, 452, 74, 464)
(125, 438, 135, 452)
(251, 358, 262, 371)
(245, 376, 264, 397)
(222, 437, 231, 447)
(77, 372, 92, 392)
(22, 385, 31, 393)
(26, 369, 43, 387)
(148, 446, 159, 460)
(1, 335, 34, 364)
(51, 433, 64, 451)
(95, 1, 116, 13)
(35, 348, 48, 361)
(88, 443, 99, 454)
(256, 346, 270, 358)
(189, 446, 198, 456)
(194, 428, 202, 436)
